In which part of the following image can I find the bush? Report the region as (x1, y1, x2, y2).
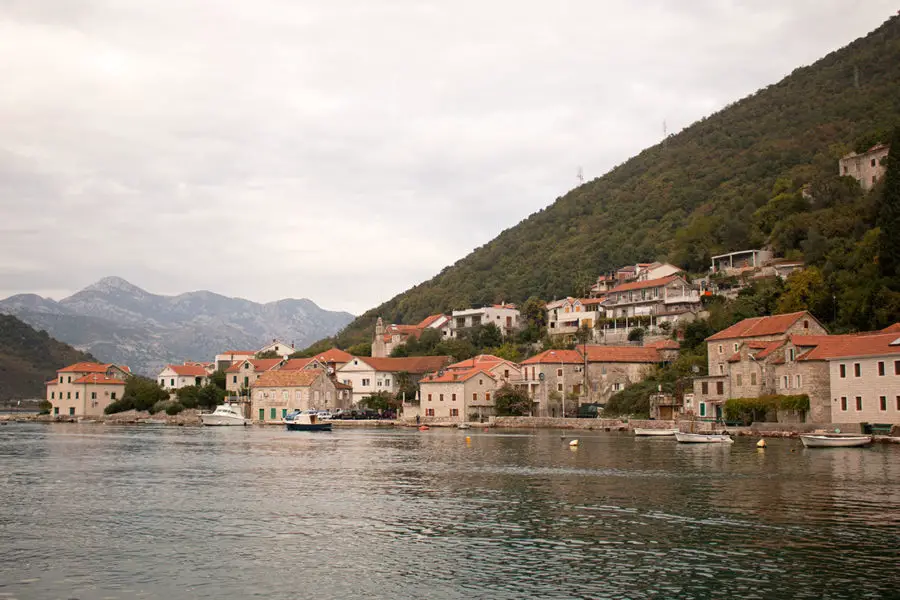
(104, 399, 134, 414)
(494, 384, 532, 416)
(38, 400, 52, 414)
(176, 385, 200, 409)
(628, 327, 646, 342)
(150, 400, 169, 414)
(165, 402, 185, 416)
(723, 394, 810, 425)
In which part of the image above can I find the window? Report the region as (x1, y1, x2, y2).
(716, 382, 724, 395)
(718, 345, 723, 355)
(425, 408, 435, 417)
(750, 372, 757, 386)
(878, 362, 885, 376)
(170, 379, 175, 386)
(450, 408, 459, 417)
(111, 392, 116, 400)
(472, 393, 477, 402)
(282, 391, 289, 401)
(613, 382, 624, 392)
(53, 407, 59, 415)
(69, 407, 75, 416)
(895, 360, 900, 375)
(74, 392, 79, 400)
(91, 392, 96, 400)
(59, 376, 63, 384)
(841, 397, 847, 411)
(880, 396, 887, 411)
(427, 394, 432, 402)
(733, 343, 739, 352)
(67, 392, 71, 399)
(439, 394, 444, 402)
(51, 392, 55, 400)
(160, 379, 165, 386)
(479, 379, 483, 385)
(486, 392, 491, 402)
(67, 376, 71, 383)
(803, 320, 809, 329)
(451, 393, 456, 402)
(270, 408, 277, 420)
(699, 403, 706, 417)
(701, 382, 709, 395)
(840, 364, 846, 378)
(362, 378, 370, 386)
(295, 390, 302, 400)
(782, 376, 788, 389)
(233, 376, 237, 383)
(718, 364, 724, 375)
(856, 396, 862, 411)
(789, 348, 795, 362)
(736, 374, 742, 387)
(557, 383, 563, 392)
(871, 158, 877, 167)
(504, 370, 509, 379)
(854, 363, 861, 377)
(557, 368, 563, 376)
(795, 375, 801, 388)
(897, 396, 900, 410)
(385, 379, 391, 387)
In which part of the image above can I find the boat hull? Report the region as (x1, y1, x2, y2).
(200, 415, 248, 426)
(675, 432, 734, 444)
(800, 435, 872, 448)
(285, 422, 332, 432)
(634, 428, 678, 436)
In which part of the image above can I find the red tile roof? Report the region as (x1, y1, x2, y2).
(353, 356, 452, 374)
(253, 370, 323, 388)
(706, 312, 815, 341)
(58, 362, 112, 373)
(313, 348, 353, 363)
(280, 358, 315, 371)
(447, 354, 505, 370)
(420, 368, 496, 384)
(881, 323, 900, 334)
(796, 332, 900, 361)
(224, 358, 283, 373)
(72, 374, 126, 385)
(580, 346, 663, 363)
(608, 275, 681, 293)
(645, 339, 680, 350)
(221, 350, 256, 356)
(521, 350, 584, 365)
(164, 364, 208, 377)
(417, 314, 447, 328)
(754, 340, 785, 359)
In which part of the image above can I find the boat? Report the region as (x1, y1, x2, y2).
(284, 410, 332, 432)
(634, 428, 678, 436)
(800, 434, 872, 448)
(200, 403, 249, 426)
(458, 423, 471, 430)
(675, 432, 734, 444)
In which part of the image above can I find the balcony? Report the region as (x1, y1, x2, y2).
(663, 292, 700, 304)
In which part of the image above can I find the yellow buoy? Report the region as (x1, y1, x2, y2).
(569, 439, 579, 447)
(756, 439, 766, 448)
(465, 436, 471, 443)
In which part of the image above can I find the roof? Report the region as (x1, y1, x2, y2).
(163, 364, 207, 377)
(312, 348, 353, 363)
(754, 340, 785, 360)
(580, 346, 663, 363)
(447, 354, 505, 370)
(253, 370, 323, 388)
(521, 350, 584, 365)
(221, 350, 256, 356)
(71, 374, 126, 385)
(351, 355, 452, 374)
(280, 358, 315, 371)
(580, 297, 606, 306)
(645, 339, 680, 350)
(58, 362, 112, 373)
(225, 358, 283, 373)
(881, 323, 900, 334)
(608, 275, 681, 293)
(706, 312, 814, 341)
(417, 314, 446, 329)
(795, 332, 900, 361)
(420, 368, 496, 384)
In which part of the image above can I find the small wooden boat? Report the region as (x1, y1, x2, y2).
(634, 428, 678, 437)
(800, 434, 872, 448)
(418, 425, 430, 431)
(675, 432, 734, 444)
(284, 411, 332, 432)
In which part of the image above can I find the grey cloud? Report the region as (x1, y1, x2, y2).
(0, 0, 895, 314)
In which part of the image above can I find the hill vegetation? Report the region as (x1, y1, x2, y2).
(309, 15, 900, 352)
(0, 314, 97, 402)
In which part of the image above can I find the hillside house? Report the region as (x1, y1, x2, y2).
(157, 364, 209, 391)
(839, 144, 890, 191)
(225, 358, 284, 395)
(214, 350, 256, 371)
(710, 250, 774, 275)
(449, 303, 520, 338)
(256, 339, 295, 359)
(635, 262, 682, 281)
(250, 370, 345, 423)
(46, 362, 131, 417)
(602, 275, 701, 321)
(546, 297, 605, 339)
(371, 314, 450, 357)
(307, 348, 354, 374)
(336, 355, 453, 405)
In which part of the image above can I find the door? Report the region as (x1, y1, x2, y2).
(258, 408, 264, 421)
(715, 405, 722, 421)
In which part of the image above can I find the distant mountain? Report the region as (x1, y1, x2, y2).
(0, 277, 355, 375)
(0, 314, 96, 401)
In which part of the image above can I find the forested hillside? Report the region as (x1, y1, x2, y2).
(0, 315, 97, 401)
(322, 14, 900, 349)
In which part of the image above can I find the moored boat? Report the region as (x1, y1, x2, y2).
(458, 422, 471, 430)
(634, 428, 678, 436)
(675, 432, 734, 444)
(800, 434, 872, 448)
(200, 403, 249, 426)
(284, 410, 332, 432)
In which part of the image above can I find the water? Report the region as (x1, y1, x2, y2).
(1, 424, 899, 599)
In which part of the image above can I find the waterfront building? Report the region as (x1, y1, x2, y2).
(250, 369, 345, 422)
(520, 349, 586, 417)
(336, 355, 452, 406)
(225, 358, 284, 395)
(157, 364, 209, 391)
(419, 368, 499, 422)
(581, 345, 667, 407)
(45, 362, 131, 417)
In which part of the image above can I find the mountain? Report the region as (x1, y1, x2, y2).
(0, 314, 96, 401)
(322, 14, 900, 348)
(0, 277, 355, 375)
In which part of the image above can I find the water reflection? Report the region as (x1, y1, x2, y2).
(0, 424, 898, 599)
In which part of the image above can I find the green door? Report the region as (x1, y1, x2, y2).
(270, 407, 277, 420)
(258, 408, 264, 421)
(282, 408, 287, 418)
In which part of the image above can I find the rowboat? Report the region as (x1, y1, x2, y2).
(634, 428, 678, 436)
(675, 432, 734, 444)
(800, 434, 872, 448)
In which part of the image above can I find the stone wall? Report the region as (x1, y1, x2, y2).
(489, 416, 719, 432)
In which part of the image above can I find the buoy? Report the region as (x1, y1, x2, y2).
(569, 439, 579, 447)
(465, 436, 471, 443)
(418, 425, 429, 431)
(756, 439, 766, 448)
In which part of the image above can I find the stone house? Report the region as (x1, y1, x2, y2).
(157, 363, 209, 391)
(225, 358, 284, 395)
(250, 369, 344, 423)
(839, 143, 890, 191)
(419, 368, 499, 422)
(336, 355, 452, 406)
(371, 314, 450, 357)
(520, 349, 587, 417)
(46, 362, 131, 417)
(581, 346, 665, 406)
(444, 354, 522, 384)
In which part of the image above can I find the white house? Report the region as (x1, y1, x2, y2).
(336, 355, 452, 406)
(157, 364, 209, 391)
(449, 303, 520, 338)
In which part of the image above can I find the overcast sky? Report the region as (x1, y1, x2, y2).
(0, 1, 895, 314)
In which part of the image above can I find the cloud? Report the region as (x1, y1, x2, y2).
(0, 0, 895, 313)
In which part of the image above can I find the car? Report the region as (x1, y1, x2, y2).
(317, 410, 332, 420)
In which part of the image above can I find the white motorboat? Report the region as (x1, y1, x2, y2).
(634, 428, 678, 436)
(458, 422, 471, 430)
(800, 434, 872, 448)
(200, 403, 249, 426)
(675, 432, 734, 444)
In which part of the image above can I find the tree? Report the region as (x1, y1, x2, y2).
(519, 296, 547, 343)
(347, 342, 371, 357)
(197, 383, 225, 410)
(209, 370, 226, 390)
(490, 342, 522, 363)
(393, 371, 417, 404)
(255, 350, 280, 359)
(877, 126, 900, 282)
(121, 376, 169, 412)
(775, 267, 830, 318)
(359, 391, 397, 412)
(627, 327, 646, 342)
(176, 385, 200, 409)
(493, 384, 532, 416)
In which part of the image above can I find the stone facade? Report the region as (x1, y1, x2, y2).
(250, 369, 344, 423)
(839, 143, 889, 191)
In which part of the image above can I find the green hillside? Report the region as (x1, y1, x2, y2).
(0, 315, 97, 401)
(325, 14, 900, 349)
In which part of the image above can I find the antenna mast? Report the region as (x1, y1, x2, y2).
(576, 166, 584, 186)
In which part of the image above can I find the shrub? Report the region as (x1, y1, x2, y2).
(104, 399, 134, 415)
(628, 327, 646, 342)
(176, 385, 200, 409)
(165, 402, 185, 416)
(723, 394, 810, 425)
(38, 400, 52, 414)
